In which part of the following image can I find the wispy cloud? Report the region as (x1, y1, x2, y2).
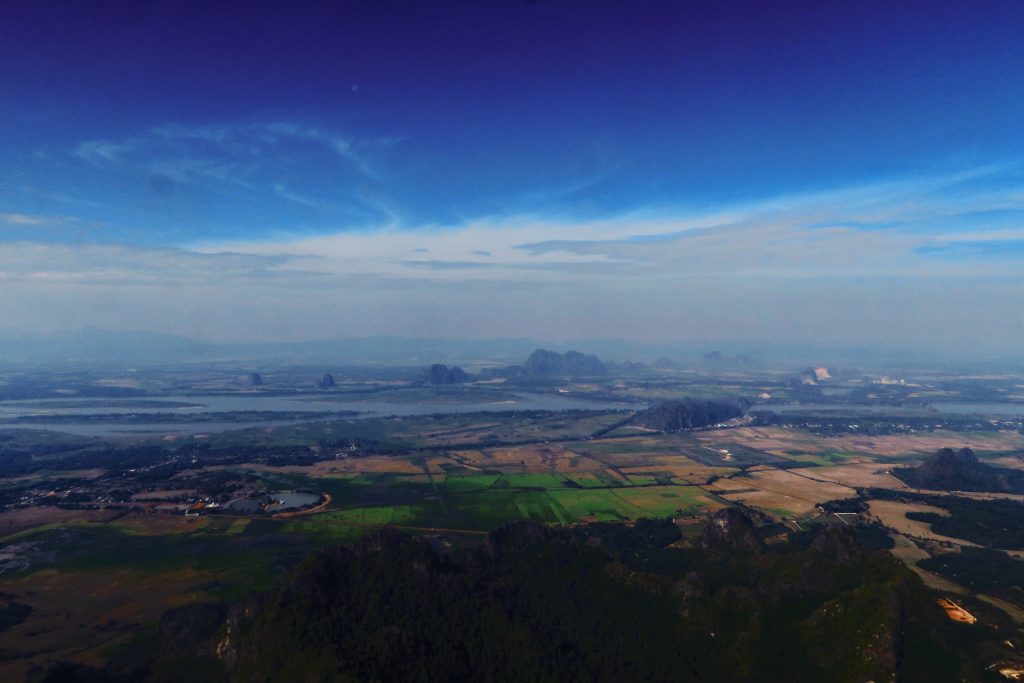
(71, 120, 402, 225)
(0, 241, 293, 286)
(4, 163, 1024, 350)
(399, 260, 496, 270)
(272, 184, 324, 209)
(180, 164, 1024, 284)
(1, 213, 67, 227)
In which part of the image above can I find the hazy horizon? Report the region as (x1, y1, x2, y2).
(0, 326, 1018, 371)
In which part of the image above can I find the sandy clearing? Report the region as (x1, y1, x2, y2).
(977, 594, 1024, 625)
(887, 533, 968, 594)
(865, 500, 978, 546)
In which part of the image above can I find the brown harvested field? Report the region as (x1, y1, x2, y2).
(977, 594, 1024, 625)
(4, 468, 106, 484)
(706, 488, 814, 518)
(460, 444, 648, 477)
(698, 427, 855, 457)
(0, 566, 216, 681)
(394, 422, 505, 446)
(745, 467, 855, 501)
(397, 474, 433, 483)
(131, 489, 199, 501)
(798, 462, 908, 489)
(0, 507, 124, 540)
(448, 445, 591, 473)
(105, 513, 212, 536)
(479, 445, 578, 471)
(424, 455, 454, 475)
(189, 448, 730, 484)
(579, 451, 657, 468)
(844, 431, 1024, 457)
(557, 454, 618, 473)
(613, 486, 727, 515)
(448, 449, 487, 467)
(913, 489, 1024, 502)
(569, 434, 702, 456)
(699, 426, 1024, 459)
(618, 455, 737, 484)
(303, 456, 429, 475)
(704, 477, 764, 493)
(887, 533, 967, 594)
(704, 468, 856, 518)
(191, 457, 429, 476)
(985, 455, 1024, 470)
(865, 500, 977, 546)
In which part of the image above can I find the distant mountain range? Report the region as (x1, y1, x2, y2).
(0, 327, 1008, 370)
(0, 328, 547, 366)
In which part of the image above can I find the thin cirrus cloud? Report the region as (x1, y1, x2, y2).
(64, 121, 403, 236)
(4, 155, 1024, 290)
(196, 163, 1024, 282)
(5, 163, 1021, 288)
(1, 213, 72, 227)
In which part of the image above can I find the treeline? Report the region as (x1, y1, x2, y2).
(750, 412, 996, 436)
(866, 488, 1024, 549)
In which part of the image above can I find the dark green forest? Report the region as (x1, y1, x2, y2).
(33, 511, 986, 683)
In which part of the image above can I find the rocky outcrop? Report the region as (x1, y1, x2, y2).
(606, 360, 647, 373)
(810, 525, 864, 565)
(522, 349, 606, 377)
(317, 373, 336, 389)
(476, 350, 606, 380)
(631, 398, 747, 432)
(699, 507, 765, 552)
(894, 447, 1024, 493)
(420, 364, 470, 385)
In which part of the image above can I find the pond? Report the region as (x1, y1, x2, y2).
(265, 491, 321, 512)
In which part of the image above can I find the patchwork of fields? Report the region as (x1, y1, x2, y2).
(183, 426, 1024, 531)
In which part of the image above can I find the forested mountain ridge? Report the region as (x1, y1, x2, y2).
(44, 511, 979, 683)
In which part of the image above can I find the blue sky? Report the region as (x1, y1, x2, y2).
(1, 1, 1024, 357)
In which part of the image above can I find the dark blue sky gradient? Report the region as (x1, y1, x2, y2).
(1, 0, 1022, 241)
